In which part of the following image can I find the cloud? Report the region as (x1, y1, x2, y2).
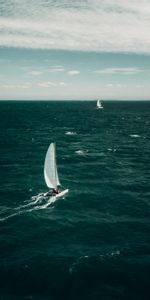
(106, 83, 126, 87)
(60, 81, 67, 86)
(38, 81, 57, 88)
(1, 83, 30, 89)
(0, 1, 150, 53)
(38, 81, 67, 87)
(67, 70, 80, 75)
(22, 66, 65, 75)
(48, 67, 66, 72)
(29, 71, 43, 76)
(95, 67, 143, 75)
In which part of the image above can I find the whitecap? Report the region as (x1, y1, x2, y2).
(75, 150, 87, 155)
(129, 134, 140, 138)
(65, 131, 77, 135)
(107, 148, 117, 152)
(110, 250, 120, 256)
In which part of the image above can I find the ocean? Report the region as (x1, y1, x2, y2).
(0, 100, 150, 300)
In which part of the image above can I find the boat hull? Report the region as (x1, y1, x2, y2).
(48, 189, 69, 202)
(54, 189, 69, 199)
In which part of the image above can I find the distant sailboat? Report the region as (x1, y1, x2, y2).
(97, 99, 103, 109)
(44, 143, 68, 199)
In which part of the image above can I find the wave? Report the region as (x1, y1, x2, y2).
(129, 134, 141, 138)
(69, 250, 121, 274)
(107, 148, 117, 152)
(65, 131, 77, 135)
(75, 149, 88, 156)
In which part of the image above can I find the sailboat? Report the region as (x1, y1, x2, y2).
(44, 143, 69, 199)
(97, 99, 103, 109)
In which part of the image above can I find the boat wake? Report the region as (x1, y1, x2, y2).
(0, 194, 55, 222)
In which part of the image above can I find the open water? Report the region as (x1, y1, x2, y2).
(0, 100, 150, 300)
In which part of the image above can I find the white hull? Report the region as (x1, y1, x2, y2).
(48, 189, 69, 202)
(55, 189, 69, 199)
(40, 189, 69, 208)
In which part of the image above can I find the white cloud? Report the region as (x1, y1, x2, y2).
(60, 81, 67, 86)
(67, 70, 80, 75)
(1, 83, 30, 89)
(48, 67, 65, 72)
(29, 71, 43, 76)
(38, 81, 57, 88)
(38, 81, 67, 88)
(107, 83, 114, 87)
(95, 67, 143, 75)
(0, 1, 150, 53)
(106, 83, 126, 87)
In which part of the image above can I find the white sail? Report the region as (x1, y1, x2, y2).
(44, 143, 60, 189)
(97, 99, 103, 108)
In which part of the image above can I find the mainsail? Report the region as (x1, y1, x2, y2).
(97, 99, 103, 108)
(44, 143, 60, 189)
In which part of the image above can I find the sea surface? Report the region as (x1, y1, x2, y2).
(0, 100, 150, 300)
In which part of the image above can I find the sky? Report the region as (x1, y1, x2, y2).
(0, 0, 150, 100)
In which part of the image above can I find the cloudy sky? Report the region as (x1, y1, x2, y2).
(0, 0, 150, 100)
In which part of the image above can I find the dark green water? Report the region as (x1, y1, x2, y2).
(0, 100, 150, 300)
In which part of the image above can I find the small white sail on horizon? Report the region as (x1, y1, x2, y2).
(44, 143, 68, 199)
(97, 99, 103, 109)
